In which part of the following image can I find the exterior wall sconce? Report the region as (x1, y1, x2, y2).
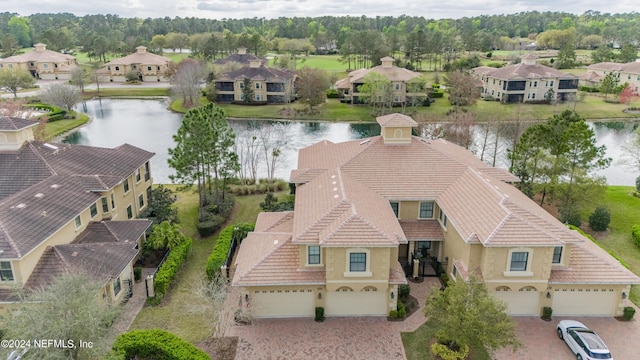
(622, 292, 627, 299)
(245, 294, 249, 302)
(390, 292, 395, 300)
(546, 292, 551, 299)
(318, 292, 322, 300)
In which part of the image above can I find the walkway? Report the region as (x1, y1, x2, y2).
(227, 277, 441, 360)
(109, 268, 156, 336)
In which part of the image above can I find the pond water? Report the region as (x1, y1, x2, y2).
(65, 99, 638, 186)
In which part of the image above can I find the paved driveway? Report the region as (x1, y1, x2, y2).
(494, 314, 640, 359)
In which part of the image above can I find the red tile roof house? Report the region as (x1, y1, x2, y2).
(101, 46, 173, 83)
(231, 113, 639, 318)
(0, 116, 154, 309)
(581, 62, 640, 94)
(0, 43, 78, 80)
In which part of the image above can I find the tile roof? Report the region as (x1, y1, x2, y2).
(347, 63, 422, 83)
(0, 143, 54, 201)
(587, 62, 626, 72)
(217, 63, 295, 82)
(473, 62, 577, 80)
(73, 220, 152, 244)
(550, 234, 640, 285)
(254, 211, 294, 233)
(105, 47, 172, 66)
(0, 45, 75, 64)
(399, 220, 444, 241)
(376, 113, 418, 128)
(24, 242, 138, 290)
(0, 117, 38, 131)
(232, 232, 325, 287)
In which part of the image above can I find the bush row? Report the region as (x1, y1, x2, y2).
(632, 225, 640, 248)
(205, 223, 254, 281)
(568, 225, 630, 268)
(25, 103, 68, 122)
(228, 180, 288, 196)
(196, 192, 235, 237)
(154, 237, 192, 297)
(112, 329, 210, 360)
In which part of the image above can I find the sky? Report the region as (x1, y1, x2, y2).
(3, 0, 639, 20)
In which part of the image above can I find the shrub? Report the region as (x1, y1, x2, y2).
(398, 284, 410, 302)
(560, 207, 581, 227)
(589, 206, 611, 231)
(26, 103, 68, 122)
(398, 301, 407, 318)
(542, 306, 553, 321)
(112, 329, 210, 360)
(389, 310, 399, 319)
(623, 306, 636, 321)
(632, 225, 640, 248)
(125, 70, 140, 83)
(134, 267, 142, 281)
(196, 214, 225, 237)
(205, 223, 255, 281)
(315, 307, 325, 322)
(431, 341, 469, 360)
(440, 273, 450, 287)
(154, 237, 192, 297)
(326, 89, 339, 98)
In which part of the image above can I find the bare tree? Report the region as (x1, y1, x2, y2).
(296, 66, 330, 112)
(172, 59, 206, 108)
(444, 70, 482, 107)
(70, 66, 87, 92)
(260, 123, 290, 182)
(192, 273, 236, 343)
(0, 98, 34, 118)
(442, 110, 476, 150)
(40, 84, 82, 112)
(233, 122, 262, 184)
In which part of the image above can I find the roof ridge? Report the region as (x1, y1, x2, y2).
(27, 141, 57, 176)
(236, 233, 291, 281)
(0, 220, 21, 258)
(263, 212, 294, 232)
(101, 222, 121, 242)
(297, 199, 351, 242)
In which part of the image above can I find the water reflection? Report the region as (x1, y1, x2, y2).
(64, 99, 638, 186)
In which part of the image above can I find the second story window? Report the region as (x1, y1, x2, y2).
(136, 169, 141, 182)
(419, 202, 434, 219)
(308, 246, 320, 265)
(0, 262, 14, 281)
(90, 203, 98, 218)
(390, 202, 399, 218)
(101, 197, 109, 212)
(75, 215, 82, 229)
(510, 252, 528, 271)
(349, 252, 366, 272)
(123, 179, 130, 194)
(145, 162, 151, 181)
(552, 246, 563, 264)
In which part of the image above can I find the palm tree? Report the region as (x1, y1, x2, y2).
(147, 221, 185, 250)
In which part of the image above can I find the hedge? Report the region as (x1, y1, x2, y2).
(112, 329, 210, 360)
(205, 223, 254, 281)
(569, 225, 630, 268)
(25, 103, 68, 122)
(632, 225, 640, 248)
(154, 237, 192, 297)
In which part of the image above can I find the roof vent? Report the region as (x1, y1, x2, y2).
(16, 203, 26, 209)
(50, 184, 61, 189)
(35, 193, 44, 198)
(273, 240, 279, 245)
(71, 251, 78, 257)
(43, 143, 59, 150)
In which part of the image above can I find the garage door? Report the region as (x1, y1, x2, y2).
(325, 289, 387, 316)
(552, 289, 618, 316)
(493, 287, 540, 315)
(251, 289, 315, 318)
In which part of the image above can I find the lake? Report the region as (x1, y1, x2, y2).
(65, 99, 638, 186)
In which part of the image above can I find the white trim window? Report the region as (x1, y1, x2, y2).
(74, 215, 82, 229)
(0, 261, 14, 281)
(390, 202, 399, 218)
(344, 249, 371, 277)
(505, 248, 533, 276)
(552, 246, 563, 264)
(308, 245, 321, 265)
(419, 201, 434, 219)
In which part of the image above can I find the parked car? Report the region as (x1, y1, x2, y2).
(557, 320, 612, 360)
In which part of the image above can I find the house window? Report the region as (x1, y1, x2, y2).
(147, 66, 152, 71)
(126, 205, 133, 219)
(395, 83, 401, 90)
(75, 215, 82, 228)
(43, 63, 49, 69)
(107, 66, 111, 71)
(90, 203, 98, 218)
(393, 95, 399, 102)
(0, 262, 14, 281)
(101, 197, 109, 212)
(510, 252, 529, 271)
(308, 246, 320, 265)
(255, 94, 262, 101)
(390, 202, 399, 218)
(416, 241, 431, 257)
(30, 62, 34, 66)
(552, 246, 563, 264)
(419, 202, 434, 219)
(123, 179, 130, 194)
(550, 81, 554, 86)
(531, 93, 536, 99)
(349, 253, 366, 272)
(111, 193, 116, 209)
(132, 64, 137, 69)
(255, 82, 262, 89)
(239, 82, 245, 89)
(145, 162, 151, 181)
(438, 208, 447, 228)
(452, 264, 458, 278)
(534, 81, 537, 87)
(115, 66, 120, 71)
(113, 277, 121, 296)
(136, 169, 141, 182)
(139, 194, 144, 208)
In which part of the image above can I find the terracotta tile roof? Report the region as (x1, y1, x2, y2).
(0, 45, 75, 64)
(0, 143, 54, 201)
(105, 47, 172, 66)
(254, 211, 294, 233)
(73, 220, 152, 244)
(390, 261, 408, 285)
(24, 242, 138, 290)
(399, 220, 444, 241)
(289, 168, 327, 184)
(347, 63, 422, 83)
(232, 232, 325, 286)
(0, 117, 38, 131)
(587, 62, 626, 72)
(550, 234, 640, 285)
(473, 62, 577, 80)
(453, 258, 484, 281)
(376, 113, 418, 128)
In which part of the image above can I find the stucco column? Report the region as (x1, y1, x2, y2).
(412, 259, 420, 279)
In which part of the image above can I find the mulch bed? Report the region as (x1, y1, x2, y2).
(196, 336, 238, 360)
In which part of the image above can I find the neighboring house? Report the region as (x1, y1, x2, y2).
(102, 46, 172, 82)
(473, 54, 579, 103)
(335, 57, 425, 105)
(214, 59, 296, 104)
(581, 62, 640, 94)
(231, 113, 639, 318)
(214, 47, 266, 66)
(0, 116, 154, 308)
(0, 43, 77, 80)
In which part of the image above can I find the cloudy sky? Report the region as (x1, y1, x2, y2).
(3, 0, 638, 20)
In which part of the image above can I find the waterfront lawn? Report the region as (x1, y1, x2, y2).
(83, 87, 169, 98)
(42, 112, 90, 140)
(129, 186, 272, 343)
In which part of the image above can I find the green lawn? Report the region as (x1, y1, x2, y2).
(83, 87, 170, 98)
(41, 112, 90, 141)
(129, 187, 272, 343)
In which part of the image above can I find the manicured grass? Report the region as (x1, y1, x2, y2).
(42, 112, 90, 141)
(129, 186, 272, 343)
(594, 186, 640, 304)
(402, 318, 490, 360)
(164, 52, 191, 63)
(83, 87, 170, 98)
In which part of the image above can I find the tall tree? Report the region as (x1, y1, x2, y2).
(445, 70, 482, 106)
(241, 78, 255, 103)
(358, 72, 393, 115)
(423, 277, 522, 356)
(618, 43, 638, 63)
(599, 72, 620, 100)
(40, 84, 82, 112)
(172, 59, 205, 107)
(168, 103, 238, 213)
(0, 68, 36, 97)
(0, 272, 122, 360)
(296, 66, 330, 112)
(7, 16, 31, 47)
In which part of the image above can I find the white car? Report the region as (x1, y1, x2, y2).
(557, 320, 613, 360)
